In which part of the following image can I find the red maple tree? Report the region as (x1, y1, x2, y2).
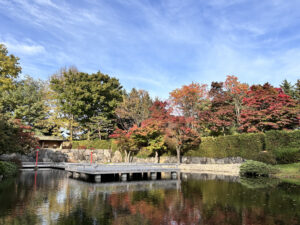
(199, 82, 236, 136)
(165, 116, 201, 163)
(240, 83, 300, 132)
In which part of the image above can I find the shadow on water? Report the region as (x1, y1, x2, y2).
(0, 170, 300, 225)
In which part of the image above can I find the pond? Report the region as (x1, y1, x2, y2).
(0, 170, 300, 225)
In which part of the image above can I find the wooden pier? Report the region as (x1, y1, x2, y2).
(66, 163, 180, 182)
(21, 162, 180, 183)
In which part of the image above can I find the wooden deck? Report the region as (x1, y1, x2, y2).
(65, 163, 179, 175)
(21, 162, 180, 182)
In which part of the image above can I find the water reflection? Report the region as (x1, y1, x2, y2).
(0, 170, 300, 225)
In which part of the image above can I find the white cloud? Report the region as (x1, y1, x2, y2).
(2, 39, 45, 55)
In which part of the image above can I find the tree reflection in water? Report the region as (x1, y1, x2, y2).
(0, 170, 300, 225)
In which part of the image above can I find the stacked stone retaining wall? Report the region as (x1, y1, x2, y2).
(0, 148, 245, 164)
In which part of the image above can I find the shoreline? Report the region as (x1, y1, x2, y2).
(179, 164, 241, 176)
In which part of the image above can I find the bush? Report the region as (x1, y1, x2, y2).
(72, 139, 117, 150)
(273, 147, 300, 164)
(265, 130, 300, 152)
(255, 151, 277, 165)
(191, 133, 265, 159)
(240, 160, 278, 177)
(0, 161, 19, 178)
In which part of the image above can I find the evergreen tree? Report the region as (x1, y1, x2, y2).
(280, 79, 295, 97)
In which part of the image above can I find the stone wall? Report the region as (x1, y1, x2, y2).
(0, 148, 245, 164)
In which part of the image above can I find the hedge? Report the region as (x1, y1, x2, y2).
(273, 147, 300, 164)
(186, 130, 300, 163)
(72, 139, 118, 151)
(187, 133, 265, 160)
(265, 130, 300, 152)
(71, 130, 300, 164)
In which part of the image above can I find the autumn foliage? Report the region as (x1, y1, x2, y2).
(111, 100, 200, 163)
(0, 116, 38, 154)
(170, 82, 208, 118)
(111, 76, 299, 162)
(240, 83, 299, 132)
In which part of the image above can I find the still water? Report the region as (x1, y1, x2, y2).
(0, 170, 300, 225)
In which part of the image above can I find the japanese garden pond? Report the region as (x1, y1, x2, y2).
(0, 170, 300, 225)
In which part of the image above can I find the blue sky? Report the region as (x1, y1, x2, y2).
(0, 0, 300, 98)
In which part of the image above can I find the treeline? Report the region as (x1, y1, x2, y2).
(0, 43, 300, 161)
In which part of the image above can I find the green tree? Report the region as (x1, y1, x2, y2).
(116, 88, 153, 130)
(50, 68, 122, 141)
(84, 114, 114, 140)
(280, 79, 300, 102)
(35, 83, 65, 136)
(0, 44, 22, 92)
(280, 79, 295, 97)
(0, 76, 48, 133)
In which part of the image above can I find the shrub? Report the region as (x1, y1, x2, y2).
(72, 139, 117, 150)
(265, 130, 300, 152)
(192, 133, 265, 159)
(0, 161, 19, 178)
(273, 147, 300, 164)
(255, 151, 277, 165)
(240, 160, 278, 177)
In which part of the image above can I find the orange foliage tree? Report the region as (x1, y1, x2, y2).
(169, 82, 208, 118)
(224, 75, 249, 126)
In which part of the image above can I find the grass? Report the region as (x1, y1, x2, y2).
(274, 162, 300, 185)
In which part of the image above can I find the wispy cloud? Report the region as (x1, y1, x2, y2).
(0, 0, 300, 98)
(0, 37, 45, 55)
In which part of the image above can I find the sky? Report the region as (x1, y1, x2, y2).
(0, 0, 300, 98)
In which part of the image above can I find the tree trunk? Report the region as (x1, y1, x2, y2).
(70, 115, 73, 142)
(87, 128, 90, 141)
(98, 127, 102, 140)
(124, 150, 131, 163)
(235, 99, 241, 127)
(124, 150, 128, 163)
(155, 151, 159, 163)
(176, 146, 181, 164)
